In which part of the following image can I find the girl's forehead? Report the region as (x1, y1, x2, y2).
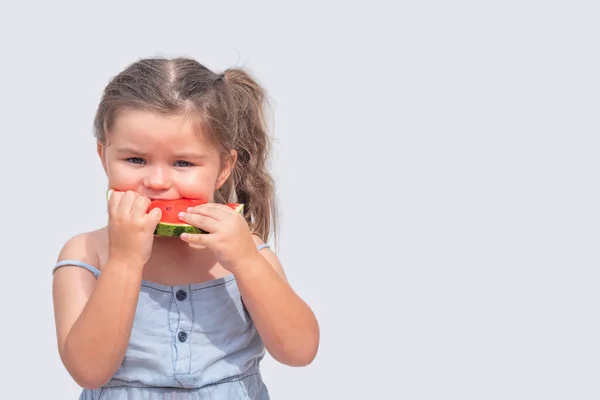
(111, 110, 212, 148)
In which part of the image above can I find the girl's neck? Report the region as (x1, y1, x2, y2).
(152, 236, 203, 255)
(141, 236, 225, 286)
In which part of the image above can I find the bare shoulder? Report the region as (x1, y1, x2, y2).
(53, 228, 106, 298)
(55, 228, 105, 271)
(252, 234, 287, 281)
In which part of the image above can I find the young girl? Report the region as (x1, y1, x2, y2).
(52, 57, 320, 399)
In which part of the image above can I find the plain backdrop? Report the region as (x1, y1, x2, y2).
(0, 1, 598, 399)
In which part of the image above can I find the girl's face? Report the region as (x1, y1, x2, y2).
(98, 110, 235, 202)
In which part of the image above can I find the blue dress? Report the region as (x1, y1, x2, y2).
(52, 243, 271, 399)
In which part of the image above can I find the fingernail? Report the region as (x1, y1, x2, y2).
(187, 207, 193, 212)
(180, 233, 188, 240)
(178, 212, 186, 219)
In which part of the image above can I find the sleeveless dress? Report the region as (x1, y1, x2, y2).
(52, 243, 272, 399)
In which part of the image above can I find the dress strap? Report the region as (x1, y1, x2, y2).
(53, 260, 101, 278)
(257, 243, 270, 251)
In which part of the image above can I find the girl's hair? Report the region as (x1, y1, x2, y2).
(93, 57, 278, 245)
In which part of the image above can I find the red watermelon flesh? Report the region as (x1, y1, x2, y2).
(147, 198, 208, 223)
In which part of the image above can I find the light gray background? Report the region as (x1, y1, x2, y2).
(0, 1, 598, 399)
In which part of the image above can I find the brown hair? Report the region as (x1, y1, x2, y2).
(93, 57, 278, 245)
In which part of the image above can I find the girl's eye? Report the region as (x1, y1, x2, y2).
(174, 160, 194, 167)
(127, 157, 145, 164)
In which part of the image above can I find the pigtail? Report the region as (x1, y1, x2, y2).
(219, 68, 278, 245)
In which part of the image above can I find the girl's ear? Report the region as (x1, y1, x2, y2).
(215, 149, 238, 190)
(97, 141, 108, 173)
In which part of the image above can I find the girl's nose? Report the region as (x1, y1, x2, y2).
(143, 167, 171, 190)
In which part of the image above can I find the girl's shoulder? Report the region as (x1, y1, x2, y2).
(54, 227, 107, 273)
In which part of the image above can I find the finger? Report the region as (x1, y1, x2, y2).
(108, 190, 124, 216)
(180, 231, 213, 247)
(117, 191, 138, 214)
(210, 203, 242, 216)
(132, 195, 151, 219)
(146, 207, 162, 225)
(187, 203, 231, 221)
(178, 212, 219, 233)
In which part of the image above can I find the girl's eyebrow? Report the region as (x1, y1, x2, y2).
(116, 147, 145, 156)
(173, 152, 208, 160)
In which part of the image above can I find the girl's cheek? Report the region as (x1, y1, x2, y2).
(178, 177, 216, 201)
(107, 174, 139, 191)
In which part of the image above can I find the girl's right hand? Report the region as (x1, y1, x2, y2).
(107, 190, 162, 267)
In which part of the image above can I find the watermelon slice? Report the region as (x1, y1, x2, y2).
(148, 198, 244, 237)
(106, 190, 244, 237)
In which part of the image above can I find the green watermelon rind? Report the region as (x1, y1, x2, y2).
(154, 223, 208, 237)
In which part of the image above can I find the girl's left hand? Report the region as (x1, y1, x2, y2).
(178, 203, 259, 272)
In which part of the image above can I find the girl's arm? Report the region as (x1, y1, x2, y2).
(233, 237, 320, 366)
(52, 233, 144, 389)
